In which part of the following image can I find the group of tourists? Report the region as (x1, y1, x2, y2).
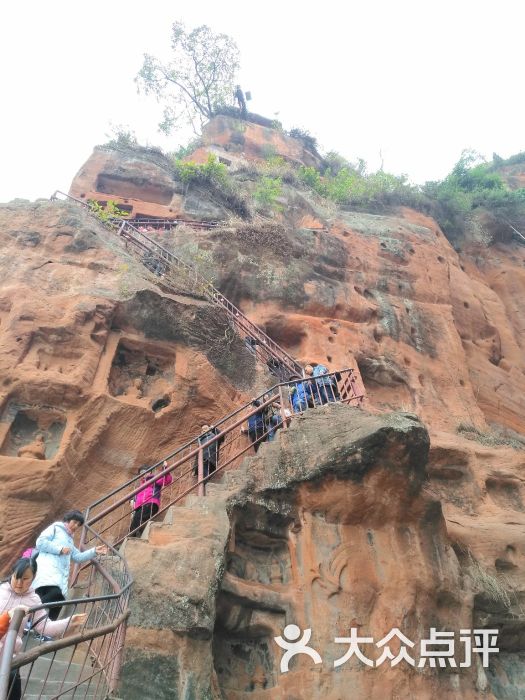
(242, 362, 339, 453)
(0, 362, 340, 697)
(289, 363, 340, 413)
(0, 510, 108, 699)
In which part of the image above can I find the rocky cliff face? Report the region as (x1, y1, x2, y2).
(0, 118, 523, 698)
(0, 199, 258, 567)
(123, 406, 522, 699)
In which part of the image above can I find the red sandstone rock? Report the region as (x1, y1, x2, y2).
(3, 120, 525, 698)
(0, 200, 257, 569)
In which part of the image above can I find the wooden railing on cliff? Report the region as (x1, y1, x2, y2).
(50, 190, 303, 380)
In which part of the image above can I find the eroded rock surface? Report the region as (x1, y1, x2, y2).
(1, 118, 524, 698)
(0, 200, 257, 567)
(124, 405, 516, 699)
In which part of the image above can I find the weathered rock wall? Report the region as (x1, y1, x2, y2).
(0, 200, 258, 569)
(4, 122, 525, 698)
(124, 405, 511, 699)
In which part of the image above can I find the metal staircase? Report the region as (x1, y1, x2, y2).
(0, 192, 365, 700)
(51, 190, 302, 379)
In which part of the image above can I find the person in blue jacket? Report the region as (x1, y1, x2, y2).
(241, 400, 267, 452)
(306, 363, 339, 404)
(288, 374, 315, 413)
(307, 363, 339, 404)
(32, 510, 107, 620)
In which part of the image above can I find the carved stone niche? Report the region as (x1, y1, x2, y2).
(214, 505, 293, 696)
(107, 338, 175, 411)
(0, 402, 66, 460)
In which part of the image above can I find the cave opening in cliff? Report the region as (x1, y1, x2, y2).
(96, 174, 174, 205)
(108, 338, 175, 401)
(151, 395, 170, 412)
(0, 404, 66, 459)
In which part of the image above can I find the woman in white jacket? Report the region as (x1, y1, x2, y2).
(32, 510, 107, 621)
(0, 554, 87, 700)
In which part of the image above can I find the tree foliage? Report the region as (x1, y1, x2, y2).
(136, 22, 240, 134)
(254, 176, 283, 212)
(423, 149, 525, 239)
(88, 200, 129, 223)
(298, 164, 423, 209)
(173, 154, 228, 185)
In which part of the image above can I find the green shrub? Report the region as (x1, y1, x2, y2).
(168, 138, 203, 161)
(323, 151, 356, 176)
(173, 154, 249, 218)
(174, 154, 228, 185)
(254, 176, 283, 212)
(496, 151, 525, 167)
(288, 127, 318, 155)
(422, 150, 525, 240)
(102, 126, 138, 151)
(298, 165, 325, 193)
(298, 162, 423, 211)
(88, 199, 129, 223)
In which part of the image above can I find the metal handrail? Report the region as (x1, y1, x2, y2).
(121, 217, 220, 229)
(0, 525, 132, 699)
(83, 369, 364, 548)
(22, 191, 367, 698)
(51, 190, 303, 377)
(118, 220, 302, 375)
(85, 370, 355, 522)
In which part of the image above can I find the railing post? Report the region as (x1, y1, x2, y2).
(278, 386, 288, 431)
(71, 524, 87, 586)
(197, 447, 205, 497)
(109, 618, 128, 695)
(0, 609, 25, 699)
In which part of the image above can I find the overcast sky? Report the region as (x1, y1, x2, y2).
(1, 0, 523, 202)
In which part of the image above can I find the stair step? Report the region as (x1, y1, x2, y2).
(140, 521, 152, 540)
(162, 506, 175, 525)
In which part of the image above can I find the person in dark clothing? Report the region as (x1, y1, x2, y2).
(234, 85, 247, 118)
(244, 336, 258, 355)
(241, 400, 267, 452)
(196, 425, 225, 478)
(306, 363, 339, 405)
(143, 250, 164, 276)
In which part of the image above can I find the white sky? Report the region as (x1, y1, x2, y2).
(1, 0, 523, 202)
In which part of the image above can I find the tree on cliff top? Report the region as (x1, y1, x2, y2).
(136, 21, 240, 135)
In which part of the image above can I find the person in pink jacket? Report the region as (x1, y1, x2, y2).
(0, 554, 87, 700)
(129, 461, 173, 538)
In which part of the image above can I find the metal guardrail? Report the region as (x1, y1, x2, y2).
(50, 190, 303, 379)
(118, 220, 302, 379)
(83, 369, 364, 549)
(9, 193, 366, 699)
(126, 217, 220, 230)
(0, 370, 363, 698)
(0, 526, 132, 699)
